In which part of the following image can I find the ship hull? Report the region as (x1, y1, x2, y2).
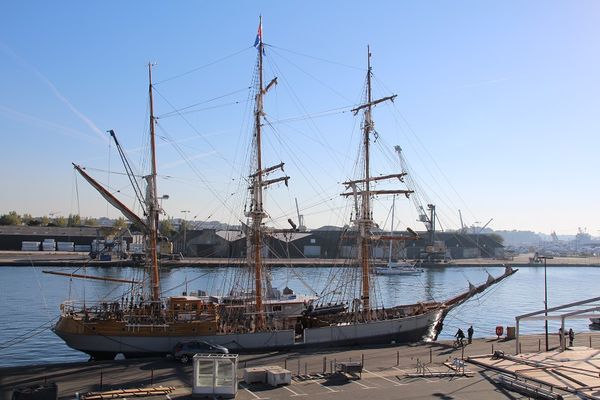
(54, 308, 442, 359)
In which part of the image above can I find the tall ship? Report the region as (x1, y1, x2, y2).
(52, 19, 516, 360)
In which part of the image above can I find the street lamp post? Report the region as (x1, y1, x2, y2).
(181, 210, 190, 256)
(539, 255, 553, 351)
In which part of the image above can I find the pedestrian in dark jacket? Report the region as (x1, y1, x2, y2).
(467, 325, 474, 344)
(568, 328, 574, 347)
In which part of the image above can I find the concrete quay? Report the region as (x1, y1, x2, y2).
(2, 332, 600, 400)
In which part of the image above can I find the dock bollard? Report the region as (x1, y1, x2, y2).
(519, 343, 522, 354)
(323, 357, 326, 374)
(538, 339, 541, 351)
(590, 336, 592, 348)
(396, 351, 399, 366)
(284, 358, 287, 370)
(330, 360, 333, 373)
(492, 344, 494, 355)
(361, 354, 364, 367)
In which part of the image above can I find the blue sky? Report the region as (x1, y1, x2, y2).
(1, 1, 599, 235)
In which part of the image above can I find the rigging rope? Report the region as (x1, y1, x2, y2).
(157, 87, 251, 118)
(155, 46, 254, 85)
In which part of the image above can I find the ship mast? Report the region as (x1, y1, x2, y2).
(147, 62, 161, 303)
(254, 18, 265, 329)
(360, 47, 373, 314)
(343, 47, 407, 315)
(246, 17, 287, 330)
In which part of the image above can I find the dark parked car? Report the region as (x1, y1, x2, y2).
(172, 341, 229, 363)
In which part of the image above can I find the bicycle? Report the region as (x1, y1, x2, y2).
(453, 337, 464, 349)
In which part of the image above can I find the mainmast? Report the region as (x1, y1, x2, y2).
(147, 63, 161, 303)
(252, 17, 266, 330)
(360, 47, 373, 313)
(343, 47, 407, 315)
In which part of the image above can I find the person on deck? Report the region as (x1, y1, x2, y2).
(467, 325, 474, 344)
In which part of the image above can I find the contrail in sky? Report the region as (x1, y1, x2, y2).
(0, 104, 102, 145)
(0, 40, 108, 144)
(161, 150, 217, 169)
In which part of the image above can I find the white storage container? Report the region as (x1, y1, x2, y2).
(21, 241, 41, 251)
(266, 368, 291, 386)
(42, 242, 56, 251)
(243, 367, 266, 384)
(57, 242, 75, 252)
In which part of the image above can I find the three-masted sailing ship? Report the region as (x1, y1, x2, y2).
(52, 20, 517, 360)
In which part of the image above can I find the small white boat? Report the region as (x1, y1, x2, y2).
(590, 317, 600, 325)
(375, 260, 424, 275)
(375, 195, 424, 276)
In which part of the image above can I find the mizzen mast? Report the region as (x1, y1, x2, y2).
(147, 62, 161, 303)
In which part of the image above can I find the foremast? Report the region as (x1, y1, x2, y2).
(342, 47, 411, 315)
(246, 17, 288, 330)
(147, 63, 161, 304)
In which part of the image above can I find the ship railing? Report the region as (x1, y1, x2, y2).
(60, 300, 124, 320)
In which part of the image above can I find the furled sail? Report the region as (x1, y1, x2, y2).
(73, 163, 149, 232)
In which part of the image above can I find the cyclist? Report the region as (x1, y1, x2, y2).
(454, 328, 465, 347)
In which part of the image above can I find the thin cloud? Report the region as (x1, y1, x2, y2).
(0, 40, 108, 144)
(0, 104, 103, 145)
(161, 150, 217, 169)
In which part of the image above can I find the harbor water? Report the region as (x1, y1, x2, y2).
(1, 264, 599, 367)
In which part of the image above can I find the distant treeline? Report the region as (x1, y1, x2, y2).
(0, 211, 118, 228)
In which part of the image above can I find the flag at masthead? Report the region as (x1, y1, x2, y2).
(254, 16, 263, 48)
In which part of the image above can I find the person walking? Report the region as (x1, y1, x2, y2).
(467, 325, 474, 344)
(568, 328, 574, 347)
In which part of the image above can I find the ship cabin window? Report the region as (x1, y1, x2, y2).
(272, 305, 282, 312)
(192, 303, 198, 311)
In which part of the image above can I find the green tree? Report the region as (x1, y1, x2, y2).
(113, 217, 128, 231)
(21, 213, 33, 225)
(54, 216, 67, 227)
(40, 215, 50, 226)
(67, 214, 81, 227)
(159, 218, 176, 238)
(83, 217, 98, 226)
(178, 219, 191, 233)
(0, 211, 22, 225)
